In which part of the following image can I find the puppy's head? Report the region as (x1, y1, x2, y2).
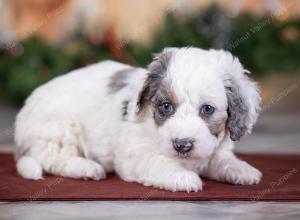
(136, 47, 261, 159)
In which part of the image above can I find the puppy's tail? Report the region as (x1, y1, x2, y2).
(16, 156, 43, 180)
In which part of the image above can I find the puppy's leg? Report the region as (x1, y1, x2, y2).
(16, 139, 106, 180)
(16, 119, 106, 180)
(115, 154, 202, 192)
(206, 150, 262, 185)
(16, 154, 106, 180)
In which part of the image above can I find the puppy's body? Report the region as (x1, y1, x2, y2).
(15, 47, 262, 192)
(15, 61, 145, 175)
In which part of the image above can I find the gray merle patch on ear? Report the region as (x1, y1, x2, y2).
(226, 84, 249, 141)
(136, 73, 162, 115)
(108, 68, 135, 94)
(136, 49, 174, 115)
(148, 49, 173, 75)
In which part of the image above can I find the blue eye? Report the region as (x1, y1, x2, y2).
(159, 102, 174, 114)
(201, 105, 215, 116)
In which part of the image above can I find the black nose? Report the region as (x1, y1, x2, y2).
(172, 138, 194, 153)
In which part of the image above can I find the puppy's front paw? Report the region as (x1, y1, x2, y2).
(216, 160, 262, 185)
(148, 170, 203, 192)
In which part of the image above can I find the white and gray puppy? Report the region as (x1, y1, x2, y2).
(14, 47, 262, 192)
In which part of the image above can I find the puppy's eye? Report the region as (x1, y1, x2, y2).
(159, 102, 174, 114)
(201, 105, 215, 116)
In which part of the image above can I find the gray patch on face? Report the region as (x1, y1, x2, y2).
(108, 68, 135, 94)
(136, 49, 174, 115)
(152, 91, 176, 126)
(121, 100, 129, 121)
(226, 85, 249, 141)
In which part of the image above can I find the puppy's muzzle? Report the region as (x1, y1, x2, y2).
(172, 138, 194, 154)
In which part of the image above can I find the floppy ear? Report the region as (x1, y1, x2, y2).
(136, 48, 176, 115)
(223, 58, 261, 141)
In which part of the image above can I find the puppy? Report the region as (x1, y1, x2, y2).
(14, 47, 262, 192)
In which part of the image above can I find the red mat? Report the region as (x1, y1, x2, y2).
(0, 153, 300, 201)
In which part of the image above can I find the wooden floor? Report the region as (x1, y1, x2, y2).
(1, 201, 300, 220)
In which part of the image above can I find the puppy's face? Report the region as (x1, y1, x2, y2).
(137, 48, 260, 160)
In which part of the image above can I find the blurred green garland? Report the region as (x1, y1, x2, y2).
(126, 6, 300, 72)
(1, 6, 300, 104)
